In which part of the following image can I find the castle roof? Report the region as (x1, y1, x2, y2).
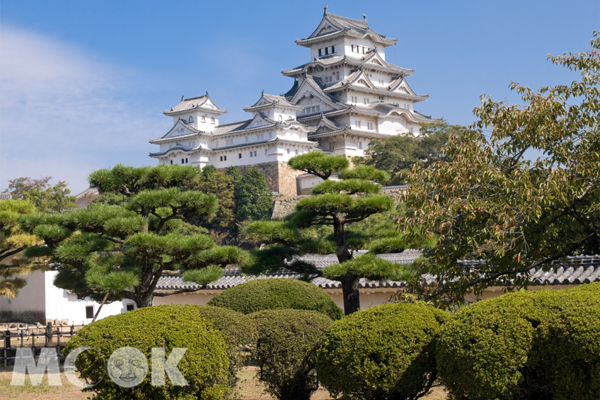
(243, 92, 304, 112)
(296, 8, 398, 48)
(282, 52, 413, 78)
(324, 68, 429, 102)
(149, 119, 205, 144)
(164, 93, 227, 117)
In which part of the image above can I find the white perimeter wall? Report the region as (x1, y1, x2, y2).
(44, 271, 137, 324)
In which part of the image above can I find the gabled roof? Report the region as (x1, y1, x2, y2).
(149, 119, 205, 144)
(244, 92, 304, 112)
(368, 102, 443, 123)
(282, 53, 413, 78)
(296, 8, 398, 48)
(290, 75, 350, 111)
(324, 69, 429, 102)
(164, 93, 227, 117)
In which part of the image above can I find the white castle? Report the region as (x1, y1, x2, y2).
(150, 7, 440, 196)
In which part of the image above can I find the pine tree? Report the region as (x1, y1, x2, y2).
(245, 153, 417, 314)
(21, 164, 248, 308)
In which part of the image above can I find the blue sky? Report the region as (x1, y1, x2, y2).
(1, 0, 598, 194)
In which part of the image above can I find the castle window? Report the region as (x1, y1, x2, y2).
(239, 153, 242, 159)
(329, 142, 334, 150)
(126, 304, 135, 312)
(355, 120, 361, 128)
(265, 149, 268, 155)
(287, 149, 290, 154)
(351, 44, 354, 52)
(181, 159, 184, 164)
(318, 49, 322, 56)
(332, 45, 336, 53)
(254, 150, 257, 157)
(358, 141, 363, 149)
(295, 149, 298, 155)
(170, 160, 173, 165)
(201, 116, 206, 122)
(362, 47, 366, 54)
(211, 117, 215, 124)
(224, 155, 227, 161)
(86, 306, 94, 319)
(188, 116, 194, 123)
(325, 47, 329, 55)
(220, 156, 223, 161)
(409, 127, 414, 133)
(250, 151, 253, 157)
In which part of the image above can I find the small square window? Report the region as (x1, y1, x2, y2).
(86, 306, 94, 319)
(126, 304, 135, 312)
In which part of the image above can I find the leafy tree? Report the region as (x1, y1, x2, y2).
(0, 200, 42, 298)
(234, 168, 273, 221)
(356, 122, 460, 185)
(401, 32, 600, 305)
(245, 153, 416, 314)
(185, 171, 237, 244)
(21, 164, 248, 308)
(9, 177, 76, 213)
(91, 192, 128, 206)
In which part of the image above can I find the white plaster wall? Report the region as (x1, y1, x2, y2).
(44, 271, 136, 324)
(0, 270, 45, 319)
(299, 174, 323, 190)
(310, 39, 343, 61)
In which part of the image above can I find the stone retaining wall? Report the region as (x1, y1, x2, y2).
(219, 161, 304, 197)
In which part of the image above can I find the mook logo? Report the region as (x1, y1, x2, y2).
(10, 346, 188, 388)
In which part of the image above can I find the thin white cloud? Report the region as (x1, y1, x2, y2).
(0, 25, 164, 194)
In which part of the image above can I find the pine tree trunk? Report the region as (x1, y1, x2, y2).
(341, 277, 360, 315)
(135, 294, 154, 308)
(333, 217, 359, 315)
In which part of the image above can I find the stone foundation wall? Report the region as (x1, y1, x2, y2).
(219, 161, 304, 197)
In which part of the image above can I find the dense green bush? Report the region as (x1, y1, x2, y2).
(437, 284, 600, 400)
(317, 303, 449, 400)
(208, 278, 344, 320)
(195, 305, 257, 392)
(64, 305, 229, 400)
(250, 309, 333, 400)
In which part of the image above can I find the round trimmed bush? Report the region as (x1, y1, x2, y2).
(208, 278, 344, 320)
(437, 286, 600, 400)
(251, 309, 333, 400)
(64, 305, 229, 400)
(317, 303, 449, 400)
(195, 306, 257, 392)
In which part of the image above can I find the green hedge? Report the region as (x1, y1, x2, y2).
(208, 278, 344, 320)
(437, 283, 600, 400)
(64, 305, 229, 400)
(318, 303, 449, 400)
(195, 306, 257, 393)
(251, 309, 333, 400)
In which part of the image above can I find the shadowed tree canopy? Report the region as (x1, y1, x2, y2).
(245, 153, 423, 315)
(401, 32, 600, 306)
(356, 122, 462, 185)
(234, 168, 273, 222)
(0, 200, 43, 299)
(21, 165, 248, 308)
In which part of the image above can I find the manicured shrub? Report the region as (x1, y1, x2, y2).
(195, 305, 257, 392)
(250, 309, 333, 400)
(64, 305, 229, 400)
(317, 303, 449, 400)
(208, 278, 344, 320)
(437, 285, 600, 400)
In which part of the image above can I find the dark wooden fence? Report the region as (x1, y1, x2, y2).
(1, 322, 84, 367)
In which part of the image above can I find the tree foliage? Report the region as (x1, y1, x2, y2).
(9, 176, 76, 213)
(20, 165, 248, 307)
(356, 122, 460, 185)
(0, 200, 42, 299)
(234, 168, 273, 222)
(401, 32, 600, 305)
(245, 153, 418, 314)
